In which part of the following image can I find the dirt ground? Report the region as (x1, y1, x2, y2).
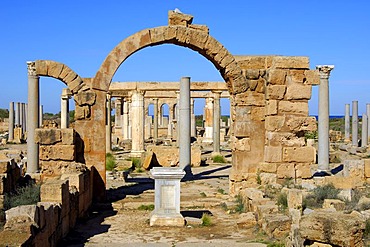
(60, 162, 271, 247)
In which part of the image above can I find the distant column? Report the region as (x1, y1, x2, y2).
(213, 91, 222, 154)
(352, 100, 358, 146)
(26, 61, 39, 173)
(204, 97, 214, 142)
(8, 102, 14, 142)
(15, 102, 20, 126)
(362, 114, 368, 147)
(123, 98, 129, 140)
(131, 90, 145, 157)
(316, 65, 334, 175)
(106, 93, 112, 152)
(153, 98, 159, 141)
(179, 77, 191, 170)
(19, 103, 23, 132)
(21, 103, 26, 134)
(190, 99, 196, 137)
(367, 104, 370, 142)
(39, 105, 43, 128)
(128, 99, 132, 139)
(344, 104, 350, 142)
(168, 104, 174, 138)
(176, 91, 180, 146)
(61, 88, 71, 129)
(115, 98, 122, 128)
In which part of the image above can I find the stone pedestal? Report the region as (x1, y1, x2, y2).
(149, 167, 185, 227)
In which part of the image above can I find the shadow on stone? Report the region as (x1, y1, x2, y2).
(181, 210, 213, 218)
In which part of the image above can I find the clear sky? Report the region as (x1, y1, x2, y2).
(1, 1, 370, 116)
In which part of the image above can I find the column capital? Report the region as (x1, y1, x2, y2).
(106, 93, 112, 101)
(27, 61, 37, 76)
(316, 65, 334, 79)
(212, 90, 223, 99)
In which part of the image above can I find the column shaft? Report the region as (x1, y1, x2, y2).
(153, 98, 159, 140)
(367, 104, 370, 141)
(123, 98, 129, 140)
(179, 77, 191, 169)
(106, 94, 112, 152)
(131, 90, 145, 156)
(362, 114, 368, 147)
(8, 102, 14, 142)
(352, 100, 358, 146)
(61, 88, 70, 129)
(213, 92, 221, 154)
(15, 102, 20, 126)
(344, 104, 350, 142)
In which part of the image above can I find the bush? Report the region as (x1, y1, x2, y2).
(277, 192, 288, 212)
(132, 157, 141, 169)
(212, 155, 226, 163)
(201, 213, 212, 226)
(4, 183, 40, 210)
(106, 153, 117, 171)
(364, 219, 370, 239)
(138, 204, 154, 211)
(304, 183, 340, 209)
(234, 194, 246, 213)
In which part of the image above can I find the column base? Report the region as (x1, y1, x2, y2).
(130, 150, 145, 158)
(150, 212, 184, 227)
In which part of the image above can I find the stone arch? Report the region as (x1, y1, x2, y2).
(93, 26, 248, 94)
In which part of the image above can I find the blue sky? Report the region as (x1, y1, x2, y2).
(1, 1, 370, 116)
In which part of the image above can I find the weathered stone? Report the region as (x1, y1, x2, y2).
(266, 132, 305, 147)
(188, 24, 209, 33)
(168, 10, 193, 26)
(249, 198, 275, 212)
(283, 146, 315, 163)
(245, 69, 260, 79)
(264, 146, 282, 163)
(286, 116, 317, 133)
(0, 160, 11, 174)
(277, 163, 295, 179)
(234, 91, 265, 106)
(142, 151, 161, 170)
(299, 211, 365, 246)
(272, 56, 309, 69)
(265, 116, 285, 131)
(279, 101, 308, 115)
(322, 199, 345, 211)
(240, 188, 264, 201)
(236, 212, 257, 229)
(295, 163, 313, 179)
(40, 145, 75, 161)
(289, 69, 306, 83)
(258, 162, 278, 173)
(265, 100, 278, 115)
(266, 69, 287, 85)
(74, 91, 96, 106)
(47, 62, 64, 78)
(287, 189, 303, 210)
(35, 128, 61, 145)
(256, 204, 279, 224)
(266, 85, 286, 99)
(231, 136, 251, 152)
(285, 83, 312, 100)
(304, 69, 320, 85)
(343, 160, 365, 181)
(262, 214, 291, 239)
(75, 105, 90, 120)
(61, 128, 75, 145)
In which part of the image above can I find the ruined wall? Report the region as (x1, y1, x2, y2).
(229, 56, 319, 195)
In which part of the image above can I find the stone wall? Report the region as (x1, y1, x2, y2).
(229, 56, 319, 195)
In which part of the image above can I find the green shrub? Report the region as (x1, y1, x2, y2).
(132, 157, 141, 169)
(212, 155, 225, 163)
(201, 213, 212, 226)
(256, 171, 262, 185)
(4, 183, 40, 210)
(305, 131, 317, 140)
(106, 153, 117, 171)
(234, 194, 245, 213)
(304, 183, 340, 209)
(138, 204, 154, 211)
(277, 192, 288, 212)
(217, 188, 226, 195)
(364, 219, 370, 239)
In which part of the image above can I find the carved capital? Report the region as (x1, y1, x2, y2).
(27, 61, 37, 76)
(316, 65, 334, 79)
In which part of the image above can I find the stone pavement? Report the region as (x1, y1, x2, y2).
(61, 164, 269, 246)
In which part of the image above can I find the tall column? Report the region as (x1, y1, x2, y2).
(344, 104, 350, 142)
(21, 103, 26, 134)
(153, 98, 159, 141)
(19, 103, 23, 131)
(179, 77, 191, 170)
(106, 93, 112, 152)
(115, 98, 122, 127)
(8, 102, 14, 142)
(316, 65, 334, 175)
(168, 104, 174, 139)
(128, 99, 132, 139)
(352, 100, 358, 146)
(190, 99, 196, 137)
(122, 98, 129, 140)
(131, 90, 145, 157)
(26, 61, 39, 174)
(15, 102, 20, 126)
(39, 105, 43, 127)
(61, 88, 71, 129)
(176, 91, 180, 146)
(212, 91, 222, 154)
(367, 104, 370, 142)
(362, 114, 368, 147)
(204, 97, 214, 142)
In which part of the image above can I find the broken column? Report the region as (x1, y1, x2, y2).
(362, 114, 368, 147)
(344, 104, 350, 142)
(213, 91, 222, 154)
(352, 100, 358, 146)
(26, 61, 39, 173)
(8, 102, 14, 142)
(316, 65, 334, 175)
(153, 98, 159, 141)
(61, 88, 71, 129)
(131, 90, 145, 157)
(106, 93, 112, 152)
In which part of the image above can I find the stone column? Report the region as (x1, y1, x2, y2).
(316, 65, 334, 175)
(15, 102, 20, 127)
(344, 104, 350, 142)
(8, 102, 14, 142)
(122, 98, 129, 140)
(367, 104, 370, 142)
(179, 77, 191, 170)
(153, 98, 159, 141)
(106, 93, 112, 153)
(21, 103, 26, 134)
(352, 100, 358, 146)
(131, 90, 145, 157)
(190, 99, 196, 137)
(19, 103, 23, 131)
(128, 99, 132, 139)
(26, 61, 39, 173)
(168, 104, 174, 138)
(362, 114, 368, 147)
(61, 88, 71, 129)
(39, 105, 43, 127)
(204, 97, 214, 142)
(212, 91, 222, 154)
(176, 91, 180, 146)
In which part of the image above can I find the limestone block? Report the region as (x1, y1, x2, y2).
(235, 55, 271, 69)
(304, 70, 320, 85)
(68, 77, 84, 93)
(35, 128, 61, 145)
(285, 84, 312, 100)
(40, 145, 75, 161)
(322, 199, 345, 211)
(265, 100, 278, 115)
(240, 188, 264, 201)
(283, 147, 315, 163)
(204, 36, 223, 60)
(234, 91, 265, 106)
(279, 101, 308, 115)
(266, 132, 305, 147)
(188, 24, 209, 33)
(262, 214, 291, 239)
(61, 128, 75, 145)
(295, 163, 313, 179)
(259, 173, 277, 185)
(255, 78, 266, 93)
(245, 69, 260, 79)
(35, 60, 48, 75)
(256, 204, 279, 224)
(168, 10, 193, 26)
(277, 163, 296, 179)
(231, 136, 251, 152)
(236, 212, 257, 229)
(299, 211, 365, 246)
(286, 116, 317, 133)
(75, 105, 90, 120)
(5, 205, 40, 227)
(266, 85, 286, 99)
(249, 198, 275, 212)
(287, 189, 303, 210)
(188, 29, 209, 50)
(272, 56, 309, 69)
(233, 151, 258, 173)
(265, 116, 285, 131)
(343, 160, 365, 179)
(324, 176, 362, 189)
(258, 162, 278, 173)
(251, 107, 265, 121)
(47, 62, 64, 78)
(266, 69, 287, 85)
(264, 146, 282, 163)
(41, 179, 70, 218)
(74, 91, 96, 106)
(60, 172, 84, 193)
(0, 174, 7, 194)
(147, 146, 201, 167)
(308, 242, 332, 247)
(289, 69, 306, 83)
